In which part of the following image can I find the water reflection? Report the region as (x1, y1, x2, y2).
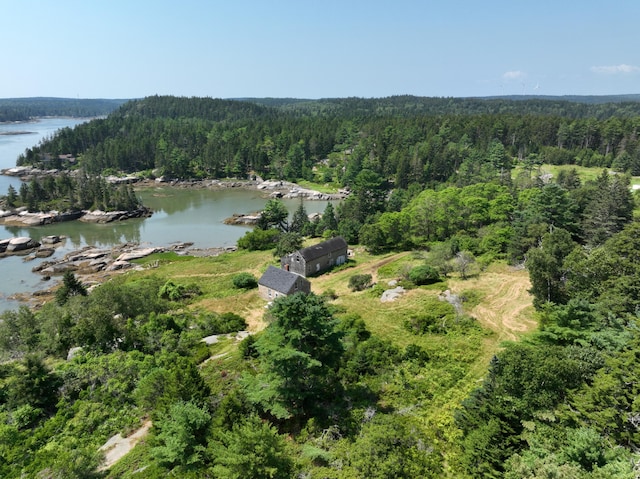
(1, 185, 334, 311)
(3, 220, 143, 248)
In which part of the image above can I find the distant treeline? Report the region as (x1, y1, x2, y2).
(3, 174, 142, 213)
(244, 94, 640, 119)
(16, 94, 640, 184)
(0, 97, 129, 122)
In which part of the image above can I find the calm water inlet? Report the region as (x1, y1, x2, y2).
(0, 118, 333, 311)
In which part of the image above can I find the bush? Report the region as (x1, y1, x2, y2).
(403, 343, 430, 364)
(237, 228, 280, 251)
(239, 334, 259, 359)
(342, 337, 401, 380)
(217, 312, 248, 333)
(321, 288, 338, 300)
(196, 311, 247, 335)
(349, 274, 373, 292)
(403, 300, 456, 334)
(158, 280, 201, 301)
(408, 264, 441, 286)
(232, 272, 258, 289)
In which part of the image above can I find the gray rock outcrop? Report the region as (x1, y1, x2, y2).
(381, 286, 406, 302)
(6, 237, 40, 252)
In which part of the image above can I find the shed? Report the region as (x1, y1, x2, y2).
(281, 236, 348, 277)
(258, 265, 311, 300)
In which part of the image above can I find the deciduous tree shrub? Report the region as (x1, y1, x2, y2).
(408, 264, 441, 285)
(348, 274, 373, 291)
(237, 228, 280, 251)
(403, 300, 457, 334)
(232, 272, 258, 289)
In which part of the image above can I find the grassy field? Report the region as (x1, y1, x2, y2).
(124, 245, 538, 474)
(132, 245, 537, 358)
(514, 162, 640, 187)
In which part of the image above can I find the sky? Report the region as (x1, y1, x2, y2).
(1, 0, 639, 99)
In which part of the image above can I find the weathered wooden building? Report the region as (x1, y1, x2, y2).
(281, 237, 348, 277)
(258, 265, 311, 300)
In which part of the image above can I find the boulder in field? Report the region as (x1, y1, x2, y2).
(381, 286, 406, 303)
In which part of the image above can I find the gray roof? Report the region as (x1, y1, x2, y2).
(258, 266, 309, 294)
(297, 237, 348, 262)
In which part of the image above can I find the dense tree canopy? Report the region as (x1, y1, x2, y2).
(2, 93, 640, 477)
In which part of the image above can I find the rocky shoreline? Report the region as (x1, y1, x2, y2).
(1, 168, 344, 307)
(0, 206, 152, 227)
(138, 177, 348, 201)
(6, 240, 237, 307)
(1, 166, 350, 201)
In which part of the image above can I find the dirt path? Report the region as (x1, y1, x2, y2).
(449, 265, 537, 342)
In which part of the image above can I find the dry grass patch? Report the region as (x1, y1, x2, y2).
(193, 290, 267, 332)
(447, 262, 537, 342)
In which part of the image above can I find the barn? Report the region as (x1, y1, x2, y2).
(281, 237, 348, 277)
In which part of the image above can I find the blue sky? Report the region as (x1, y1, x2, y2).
(2, 0, 639, 99)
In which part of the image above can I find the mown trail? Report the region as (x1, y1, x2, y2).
(449, 264, 537, 342)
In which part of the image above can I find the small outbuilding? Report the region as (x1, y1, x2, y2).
(281, 236, 348, 277)
(258, 265, 311, 300)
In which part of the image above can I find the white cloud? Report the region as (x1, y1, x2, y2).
(502, 70, 526, 81)
(590, 64, 640, 74)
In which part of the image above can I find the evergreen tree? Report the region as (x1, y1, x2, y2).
(316, 202, 338, 236)
(289, 200, 310, 234)
(5, 184, 17, 207)
(55, 271, 88, 306)
(152, 401, 211, 469)
(257, 199, 289, 231)
(274, 232, 302, 258)
(210, 415, 293, 479)
(582, 170, 634, 246)
(243, 293, 344, 421)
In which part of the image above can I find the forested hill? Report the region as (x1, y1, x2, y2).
(16, 94, 640, 183)
(241, 94, 640, 119)
(116, 95, 273, 122)
(0, 97, 129, 122)
(4, 94, 639, 123)
(5, 93, 640, 477)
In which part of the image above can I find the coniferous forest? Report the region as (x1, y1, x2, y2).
(2, 94, 640, 477)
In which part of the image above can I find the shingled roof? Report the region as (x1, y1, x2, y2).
(258, 266, 309, 295)
(297, 237, 348, 262)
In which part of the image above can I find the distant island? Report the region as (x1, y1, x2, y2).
(0, 97, 129, 122)
(0, 130, 35, 136)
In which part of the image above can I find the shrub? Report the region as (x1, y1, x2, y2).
(196, 311, 247, 335)
(349, 274, 373, 292)
(158, 280, 201, 301)
(158, 280, 185, 301)
(403, 300, 456, 334)
(239, 334, 259, 359)
(321, 288, 338, 300)
(408, 264, 441, 286)
(232, 272, 258, 289)
(217, 312, 247, 333)
(403, 343, 430, 364)
(237, 228, 280, 251)
(342, 337, 401, 380)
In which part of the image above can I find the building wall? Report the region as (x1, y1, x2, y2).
(281, 253, 307, 276)
(281, 245, 348, 277)
(305, 247, 348, 277)
(258, 284, 282, 301)
(295, 276, 312, 294)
